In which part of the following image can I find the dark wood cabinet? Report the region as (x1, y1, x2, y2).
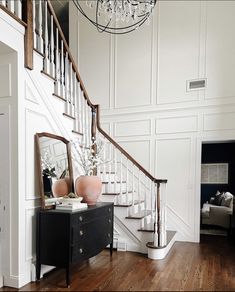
(36, 202, 114, 287)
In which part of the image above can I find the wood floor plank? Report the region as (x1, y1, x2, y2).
(1, 235, 235, 291)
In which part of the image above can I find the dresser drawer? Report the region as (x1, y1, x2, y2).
(71, 205, 113, 226)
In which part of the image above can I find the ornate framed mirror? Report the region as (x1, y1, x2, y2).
(35, 132, 74, 209)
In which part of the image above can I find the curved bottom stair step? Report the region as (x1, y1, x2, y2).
(146, 231, 177, 260)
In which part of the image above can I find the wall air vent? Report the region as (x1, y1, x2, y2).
(186, 79, 207, 91)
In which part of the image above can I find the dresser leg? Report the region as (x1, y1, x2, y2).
(66, 265, 71, 288)
(110, 242, 113, 256)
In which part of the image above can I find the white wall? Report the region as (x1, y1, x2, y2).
(70, 0, 235, 242)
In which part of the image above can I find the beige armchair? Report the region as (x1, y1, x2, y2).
(201, 192, 233, 230)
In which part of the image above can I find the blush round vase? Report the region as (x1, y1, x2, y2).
(52, 177, 70, 198)
(75, 175, 102, 205)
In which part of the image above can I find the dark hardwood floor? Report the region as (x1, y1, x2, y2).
(1, 235, 235, 291)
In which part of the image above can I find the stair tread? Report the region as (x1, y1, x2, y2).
(53, 93, 66, 102)
(114, 200, 144, 207)
(146, 231, 176, 249)
(72, 130, 84, 136)
(63, 113, 75, 120)
(102, 181, 126, 184)
(102, 191, 132, 196)
(126, 210, 151, 219)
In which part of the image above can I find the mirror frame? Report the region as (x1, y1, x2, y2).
(35, 132, 74, 209)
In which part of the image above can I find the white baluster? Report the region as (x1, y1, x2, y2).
(114, 148, 117, 194)
(54, 28, 60, 95)
(138, 169, 141, 210)
(120, 153, 123, 203)
(132, 164, 135, 206)
(73, 72, 77, 130)
(80, 91, 85, 136)
(64, 52, 69, 114)
(33, 0, 37, 49)
(85, 104, 89, 146)
(151, 181, 154, 222)
(144, 175, 147, 211)
(125, 159, 129, 204)
(15, 0, 22, 19)
(78, 85, 82, 133)
(7, 0, 14, 13)
(44, 1, 50, 73)
(69, 62, 73, 117)
(84, 102, 88, 147)
(103, 140, 106, 180)
(38, 0, 43, 53)
(60, 40, 65, 98)
(50, 15, 55, 78)
(109, 144, 112, 186)
(0, 1, 6, 7)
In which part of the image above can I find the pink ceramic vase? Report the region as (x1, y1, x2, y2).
(75, 175, 102, 205)
(52, 178, 70, 198)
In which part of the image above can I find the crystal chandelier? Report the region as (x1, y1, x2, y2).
(72, 0, 157, 35)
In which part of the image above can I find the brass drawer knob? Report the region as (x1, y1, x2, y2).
(79, 248, 83, 254)
(108, 208, 111, 212)
(108, 233, 111, 237)
(80, 230, 83, 236)
(79, 216, 83, 222)
(108, 219, 111, 223)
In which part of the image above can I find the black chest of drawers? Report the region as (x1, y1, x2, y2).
(36, 202, 114, 287)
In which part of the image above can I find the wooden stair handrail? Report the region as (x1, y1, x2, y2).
(95, 105, 167, 184)
(46, 1, 168, 185)
(47, 0, 94, 108)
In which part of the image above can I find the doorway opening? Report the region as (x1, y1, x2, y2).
(200, 141, 235, 239)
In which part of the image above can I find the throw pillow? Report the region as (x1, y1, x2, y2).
(213, 192, 224, 206)
(221, 192, 233, 208)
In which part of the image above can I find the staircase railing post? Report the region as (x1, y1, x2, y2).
(154, 182, 161, 247)
(91, 106, 97, 175)
(22, 0, 34, 70)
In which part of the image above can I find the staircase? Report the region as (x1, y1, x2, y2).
(0, 0, 176, 260)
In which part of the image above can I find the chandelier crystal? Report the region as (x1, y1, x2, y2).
(72, 0, 157, 34)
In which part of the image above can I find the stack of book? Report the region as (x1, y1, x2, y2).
(56, 202, 88, 211)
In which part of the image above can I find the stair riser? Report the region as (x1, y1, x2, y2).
(101, 174, 118, 182)
(102, 183, 129, 193)
(115, 193, 134, 205)
(128, 202, 145, 216)
(100, 194, 117, 203)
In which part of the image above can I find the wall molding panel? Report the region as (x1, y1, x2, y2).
(114, 119, 151, 137)
(156, 115, 198, 135)
(203, 111, 235, 132)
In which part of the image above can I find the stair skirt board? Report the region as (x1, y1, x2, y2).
(147, 231, 177, 260)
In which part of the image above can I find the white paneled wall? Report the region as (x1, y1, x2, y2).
(70, 0, 235, 242)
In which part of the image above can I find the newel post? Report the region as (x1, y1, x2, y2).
(22, 0, 34, 70)
(154, 182, 161, 247)
(91, 106, 97, 175)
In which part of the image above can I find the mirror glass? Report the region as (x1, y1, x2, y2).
(35, 133, 73, 208)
